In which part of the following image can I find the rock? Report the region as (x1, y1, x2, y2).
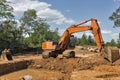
(22, 75, 32, 80)
(87, 47, 98, 52)
(36, 65, 42, 68)
(51, 66, 55, 70)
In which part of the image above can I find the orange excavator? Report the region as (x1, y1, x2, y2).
(42, 18, 119, 62)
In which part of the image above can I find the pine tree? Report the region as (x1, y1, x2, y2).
(87, 35, 95, 45)
(80, 33, 88, 45)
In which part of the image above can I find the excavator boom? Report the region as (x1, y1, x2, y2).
(57, 18, 104, 52)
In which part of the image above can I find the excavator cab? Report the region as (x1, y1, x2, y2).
(42, 35, 76, 58)
(68, 35, 76, 48)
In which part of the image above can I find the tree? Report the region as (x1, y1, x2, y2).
(74, 37, 81, 45)
(20, 9, 37, 36)
(0, 0, 20, 49)
(46, 28, 60, 41)
(105, 42, 111, 46)
(20, 9, 51, 47)
(110, 39, 116, 46)
(0, 0, 14, 19)
(52, 28, 60, 41)
(28, 21, 50, 47)
(0, 20, 24, 49)
(109, 6, 120, 27)
(109, 6, 120, 48)
(117, 39, 120, 48)
(87, 35, 95, 45)
(80, 33, 88, 45)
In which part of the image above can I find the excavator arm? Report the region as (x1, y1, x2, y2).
(57, 26, 91, 51)
(57, 18, 104, 52)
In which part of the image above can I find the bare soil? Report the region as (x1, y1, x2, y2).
(0, 69, 62, 80)
(1, 46, 120, 80)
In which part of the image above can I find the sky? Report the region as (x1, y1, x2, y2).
(7, 0, 120, 42)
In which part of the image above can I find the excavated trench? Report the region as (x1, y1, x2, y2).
(0, 59, 32, 76)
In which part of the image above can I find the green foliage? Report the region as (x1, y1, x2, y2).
(75, 33, 96, 46)
(80, 33, 88, 46)
(20, 9, 47, 47)
(0, 0, 60, 49)
(117, 39, 120, 48)
(20, 9, 60, 47)
(87, 35, 96, 45)
(108, 7, 120, 47)
(110, 39, 117, 46)
(0, 0, 105, 49)
(0, 0, 19, 49)
(75, 37, 81, 45)
(105, 42, 111, 46)
(0, 0, 14, 19)
(20, 9, 38, 35)
(46, 28, 60, 41)
(0, 20, 21, 47)
(105, 39, 117, 47)
(109, 6, 120, 27)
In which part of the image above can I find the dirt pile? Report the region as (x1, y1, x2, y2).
(30, 55, 108, 70)
(29, 54, 110, 79)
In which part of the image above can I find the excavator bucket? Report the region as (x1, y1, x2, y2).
(103, 47, 120, 62)
(0, 53, 8, 61)
(0, 53, 13, 61)
(0, 49, 13, 61)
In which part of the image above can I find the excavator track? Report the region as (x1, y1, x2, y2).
(42, 51, 50, 59)
(42, 51, 58, 59)
(62, 50, 75, 58)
